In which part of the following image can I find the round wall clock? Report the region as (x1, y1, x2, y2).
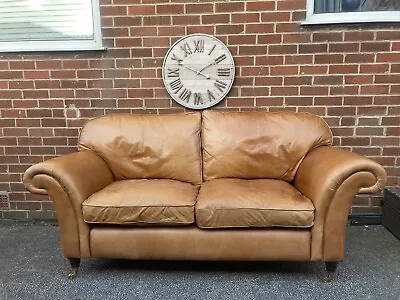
(162, 34, 235, 110)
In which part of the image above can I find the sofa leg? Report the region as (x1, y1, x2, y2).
(323, 262, 338, 283)
(67, 258, 80, 280)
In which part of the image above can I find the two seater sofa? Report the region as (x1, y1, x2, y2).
(23, 110, 386, 281)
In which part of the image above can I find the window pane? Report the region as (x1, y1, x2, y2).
(0, 0, 94, 42)
(314, 0, 400, 14)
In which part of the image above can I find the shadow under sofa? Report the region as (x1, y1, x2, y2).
(23, 110, 387, 281)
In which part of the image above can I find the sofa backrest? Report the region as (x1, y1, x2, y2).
(202, 110, 333, 182)
(78, 113, 202, 185)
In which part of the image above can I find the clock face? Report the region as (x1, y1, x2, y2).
(162, 34, 235, 110)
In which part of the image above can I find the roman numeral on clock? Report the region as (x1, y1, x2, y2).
(171, 53, 183, 64)
(214, 80, 227, 92)
(208, 89, 215, 102)
(208, 44, 216, 56)
(214, 54, 226, 64)
(193, 40, 204, 53)
(170, 78, 183, 93)
(180, 42, 192, 57)
(217, 68, 230, 77)
(179, 88, 192, 103)
(194, 93, 203, 105)
(167, 68, 179, 78)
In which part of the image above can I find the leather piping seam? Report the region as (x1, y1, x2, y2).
(83, 204, 196, 208)
(196, 207, 315, 212)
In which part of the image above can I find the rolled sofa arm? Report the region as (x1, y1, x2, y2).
(293, 146, 386, 262)
(23, 151, 114, 258)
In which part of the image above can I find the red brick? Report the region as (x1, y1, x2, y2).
(314, 97, 343, 106)
(240, 46, 268, 55)
(329, 65, 358, 74)
(313, 32, 343, 42)
(358, 106, 387, 115)
(0, 90, 22, 99)
(375, 75, 400, 84)
(256, 56, 284, 66)
(100, 6, 127, 16)
(157, 4, 183, 14)
(360, 64, 389, 74)
(24, 71, 50, 79)
(241, 87, 270, 97)
(361, 42, 391, 52)
(271, 66, 298, 76)
(216, 25, 245, 35)
(258, 34, 282, 45)
(360, 85, 389, 95)
(277, 0, 306, 10)
(329, 43, 359, 52)
(276, 23, 299, 33)
(216, 2, 244, 12)
(300, 86, 329, 96)
(186, 3, 213, 14)
(0, 71, 23, 79)
(246, 1, 275, 11)
(245, 24, 274, 34)
(300, 65, 327, 75)
(128, 5, 155, 15)
(9, 61, 35, 69)
(285, 55, 313, 65)
(377, 53, 400, 62)
(282, 33, 311, 43)
(115, 38, 142, 47)
(345, 75, 373, 85)
(271, 86, 299, 96)
(344, 96, 373, 105)
(173, 15, 200, 26)
(314, 75, 343, 85)
(269, 45, 297, 54)
(261, 12, 290, 22)
(232, 13, 260, 23)
(356, 127, 384, 136)
(284, 76, 312, 85)
(344, 31, 374, 41)
(345, 54, 374, 63)
(285, 97, 313, 106)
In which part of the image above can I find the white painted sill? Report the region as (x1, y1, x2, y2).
(302, 10, 400, 25)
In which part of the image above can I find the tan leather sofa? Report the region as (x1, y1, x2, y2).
(23, 110, 387, 281)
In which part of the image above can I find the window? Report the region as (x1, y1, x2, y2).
(0, 0, 103, 52)
(304, 0, 400, 24)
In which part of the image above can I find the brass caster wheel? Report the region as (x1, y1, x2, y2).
(68, 269, 78, 280)
(323, 273, 333, 283)
(323, 262, 338, 283)
(67, 258, 80, 280)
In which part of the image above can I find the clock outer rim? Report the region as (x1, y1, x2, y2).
(162, 33, 235, 110)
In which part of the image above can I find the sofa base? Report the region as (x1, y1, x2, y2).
(90, 227, 311, 261)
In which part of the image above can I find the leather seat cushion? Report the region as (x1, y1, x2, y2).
(196, 179, 315, 229)
(82, 179, 199, 225)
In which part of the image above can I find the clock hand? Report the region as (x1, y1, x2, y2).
(197, 61, 215, 74)
(179, 62, 210, 79)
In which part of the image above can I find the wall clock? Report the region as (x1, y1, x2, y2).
(162, 34, 235, 110)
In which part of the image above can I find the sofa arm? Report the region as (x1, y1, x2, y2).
(293, 146, 386, 261)
(23, 151, 114, 258)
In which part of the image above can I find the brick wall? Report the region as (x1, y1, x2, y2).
(0, 0, 399, 219)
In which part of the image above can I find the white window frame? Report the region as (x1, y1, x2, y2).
(303, 0, 400, 25)
(0, 0, 104, 52)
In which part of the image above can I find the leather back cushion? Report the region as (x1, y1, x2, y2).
(202, 110, 333, 181)
(78, 113, 202, 184)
